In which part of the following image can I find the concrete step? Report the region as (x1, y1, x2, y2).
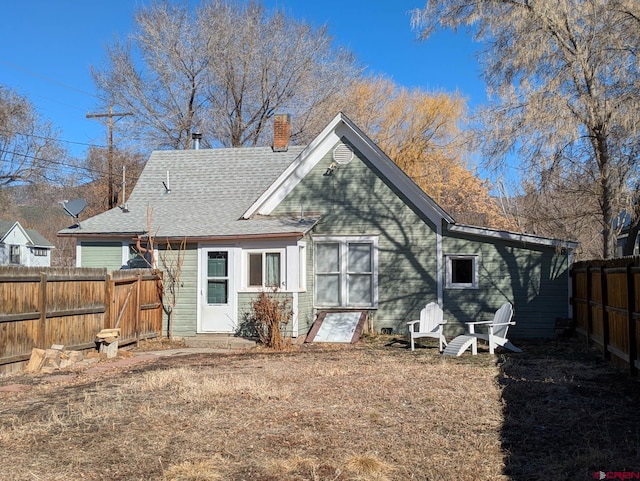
(184, 335, 256, 350)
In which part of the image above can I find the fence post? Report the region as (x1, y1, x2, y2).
(136, 273, 141, 347)
(628, 262, 638, 376)
(601, 266, 610, 361)
(586, 265, 593, 345)
(105, 272, 114, 329)
(37, 272, 48, 348)
(570, 265, 576, 322)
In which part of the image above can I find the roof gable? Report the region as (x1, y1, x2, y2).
(0, 220, 30, 244)
(242, 112, 454, 227)
(0, 220, 53, 247)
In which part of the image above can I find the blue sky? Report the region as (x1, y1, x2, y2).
(0, 1, 485, 159)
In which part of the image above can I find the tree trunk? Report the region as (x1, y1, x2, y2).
(595, 130, 617, 259)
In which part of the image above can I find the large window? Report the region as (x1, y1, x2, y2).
(247, 251, 282, 288)
(9, 245, 20, 264)
(445, 255, 479, 289)
(314, 237, 377, 307)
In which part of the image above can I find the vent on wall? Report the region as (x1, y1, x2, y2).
(332, 143, 354, 165)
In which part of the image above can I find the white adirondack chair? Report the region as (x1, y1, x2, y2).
(466, 303, 521, 355)
(407, 302, 448, 352)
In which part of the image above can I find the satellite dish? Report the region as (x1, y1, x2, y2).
(62, 199, 87, 218)
(61, 199, 87, 227)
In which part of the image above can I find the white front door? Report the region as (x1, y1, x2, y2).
(200, 249, 236, 332)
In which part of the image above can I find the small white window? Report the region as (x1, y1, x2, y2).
(446, 255, 479, 289)
(246, 251, 284, 288)
(33, 248, 48, 257)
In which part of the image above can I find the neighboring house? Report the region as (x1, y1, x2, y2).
(0, 220, 54, 267)
(615, 211, 640, 257)
(59, 113, 577, 340)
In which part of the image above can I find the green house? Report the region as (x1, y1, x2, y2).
(59, 113, 576, 341)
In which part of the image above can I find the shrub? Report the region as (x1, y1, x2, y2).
(245, 289, 292, 350)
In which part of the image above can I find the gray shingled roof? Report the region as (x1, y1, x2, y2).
(0, 220, 14, 238)
(25, 228, 54, 247)
(59, 146, 317, 238)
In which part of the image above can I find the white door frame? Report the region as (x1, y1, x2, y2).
(197, 245, 239, 333)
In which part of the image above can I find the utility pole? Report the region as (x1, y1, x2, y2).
(86, 106, 132, 209)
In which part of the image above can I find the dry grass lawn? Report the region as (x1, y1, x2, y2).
(0, 336, 639, 480)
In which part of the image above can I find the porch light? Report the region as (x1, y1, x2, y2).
(323, 162, 338, 176)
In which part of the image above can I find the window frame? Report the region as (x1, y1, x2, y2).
(206, 250, 230, 305)
(33, 247, 48, 257)
(9, 245, 21, 264)
(313, 236, 378, 309)
(127, 244, 153, 268)
(244, 249, 285, 290)
(445, 254, 479, 289)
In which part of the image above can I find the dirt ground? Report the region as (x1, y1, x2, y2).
(0, 336, 639, 481)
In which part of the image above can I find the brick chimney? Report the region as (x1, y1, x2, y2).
(272, 114, 290, 152)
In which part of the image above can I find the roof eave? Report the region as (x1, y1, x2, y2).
(447, 223, 579, 250)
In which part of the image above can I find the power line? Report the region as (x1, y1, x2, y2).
(0, 147, 115, 178)
(0, 58, 98, 99)
(0, 128, 106, 149)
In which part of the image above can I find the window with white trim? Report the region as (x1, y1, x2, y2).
(445, 255, 479, 289)
(33, 247, 48, 257)
(247, 251, 283, 288)
(314, 237, 377, 307)
(9, 245, 20, 264)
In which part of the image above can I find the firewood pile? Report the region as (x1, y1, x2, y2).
(25, 328, 122, 373)
(25, 345, 90, 373)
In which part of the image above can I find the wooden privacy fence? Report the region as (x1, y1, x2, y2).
(571, 257, 640, 375)
(0, 266, 163, 374)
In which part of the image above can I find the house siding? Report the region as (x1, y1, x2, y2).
(442, 232, 571, 338)
(273, 139, 439, 333)
(162, 243, 198, 338)
(26, 247, 51, 267)
(237, 292, 254, 327)
(80, 241, 123, 269)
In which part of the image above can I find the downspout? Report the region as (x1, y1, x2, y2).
(437, 220, 444, 306)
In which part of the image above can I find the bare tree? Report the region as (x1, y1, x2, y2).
(137, 207, 186, 340)
(412, 0, 640, 258)
(511, 173, 604, 259)
(92, 2, 210, 150)
(78, 146, 147, 216)
(93, 0, 360, 150)
(0, 86, 66, 186)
